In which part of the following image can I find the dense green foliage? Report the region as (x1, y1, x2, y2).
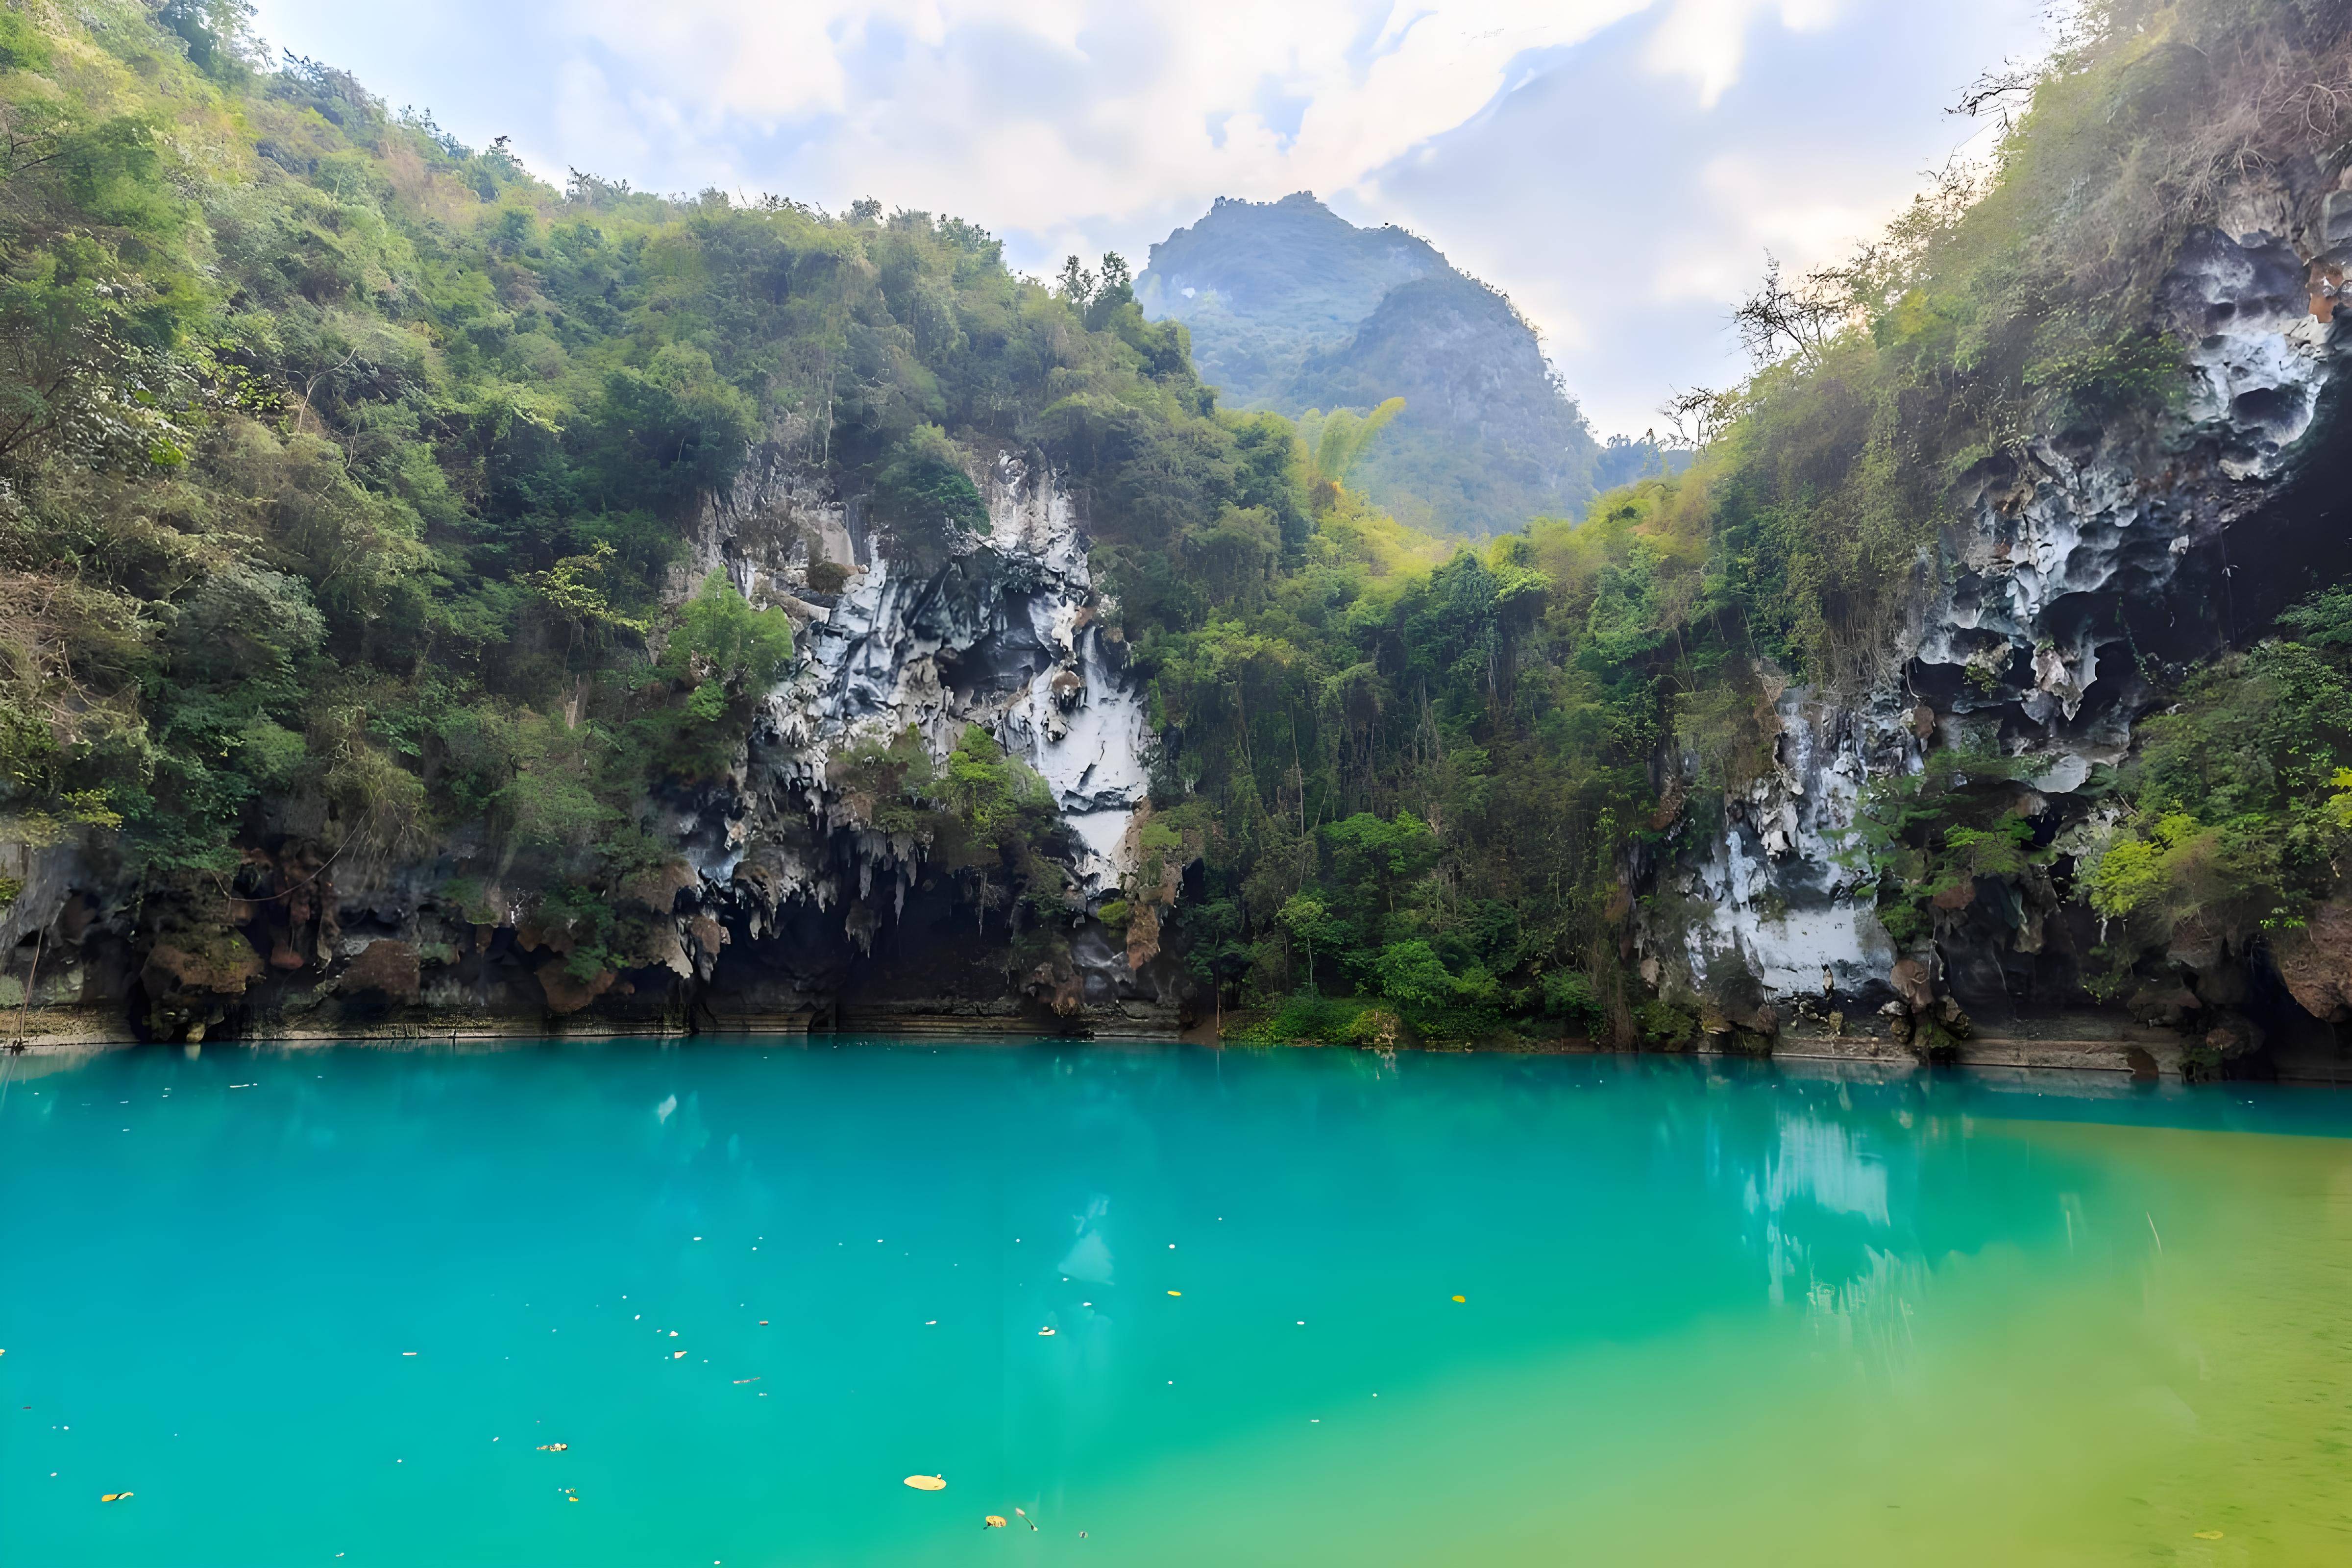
(0, 0, 1229, 939)
(1155, 0, 2352, 1039)
(1846, 746, 2050, 948)
(827, 722, 1072, 941)
(1136, 194, 1601, 536)
(1134, 193, 1441, 411)
(0, 0, 2343, 1045)
(2081, 592, 2352, 956)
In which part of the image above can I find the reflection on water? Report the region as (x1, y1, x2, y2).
(1055, 1195, 1116, 1284)
(2, 1043, 2350, 1566)
(1803, 1246, 1928, 1383)
(1764, 1111, 1890, 1225)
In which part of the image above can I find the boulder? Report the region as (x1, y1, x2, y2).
(143, 928, 263, 1001)
(536, 960, 616, 1016)
(1890, 958, 1934, 1011)
(1125, 903, 1163, 970)
(1022, 960, 1084, 1018)
(2275, 898, 2352, 1021)
(638, 921, 693, 980)
(686, 915, 729, 968)
(618, 859, 699, 913)
(2166, 915, 2227, 975)
(2127, 981, 2200, 1029)
(337, 940, 421, 1004)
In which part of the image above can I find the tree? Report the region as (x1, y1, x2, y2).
(1731, 254, 1854, 369)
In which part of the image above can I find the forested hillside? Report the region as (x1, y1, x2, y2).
(1133, 193, 1441, 409)
(0, 0, 1234, 898)
(1137, 193, 1610, 536)
(2, 0, 2349, 1075)
(1142, 0, 2352, 1067)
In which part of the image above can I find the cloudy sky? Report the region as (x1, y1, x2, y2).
(249, 0, 2052, 435)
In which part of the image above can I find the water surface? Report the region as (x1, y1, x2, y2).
(4, 1041, 2351, 1565)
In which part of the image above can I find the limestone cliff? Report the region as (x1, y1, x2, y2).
(1640, 182, 2352, 1076)
(1, 448, 1183, 1044)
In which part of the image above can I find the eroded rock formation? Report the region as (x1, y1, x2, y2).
(1642, 178, 2352, 1075)
(0, 447, 1182, 1043)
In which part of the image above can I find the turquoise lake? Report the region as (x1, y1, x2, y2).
(5, 1041, 2352, 1566)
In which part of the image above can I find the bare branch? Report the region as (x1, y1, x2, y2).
(1658, 386, 1740, 449)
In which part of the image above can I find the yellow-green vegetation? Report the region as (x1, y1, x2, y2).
(0, 0, 1234, 940)
(1159, 0, 2352, 1042)
(2080, 590, 2352, 958)
(1658, 0, 2334, 688)
(0, 0, 2343, 1042)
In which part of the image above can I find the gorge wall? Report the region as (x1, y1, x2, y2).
(4, 0, 2347, 1078)
(1638, 180, 2352, 1079)
(2, 451, 1185, 1046)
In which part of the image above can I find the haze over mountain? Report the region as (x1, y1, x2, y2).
(1138, 194, 1627, 536)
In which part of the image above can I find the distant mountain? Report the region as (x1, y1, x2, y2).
(1137, 193, 1603, 535)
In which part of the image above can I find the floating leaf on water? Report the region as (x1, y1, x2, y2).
(1451, 1295, 1466, 1303)
(101, 1493, 132, 1503)
(537, 1443, 568, 1452)
(671, 1351, 687, 1359)
(983, 1515, 1007, 1528)
(904, 1475, 947, 1491)
(1037, 1326, 1055, 1336)
(1166, 1291, 1181, 1297)
(2194, 1531, 2224, 1541)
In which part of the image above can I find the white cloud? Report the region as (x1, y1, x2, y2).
(251, 0, 2050, 432)
(1644, 150, 1921, 305)
(1366, 0, 2047, 431)
(557, 1, 1658, 221)
(257, 0, 1833, 232)
(1642, 0, 1842, 108)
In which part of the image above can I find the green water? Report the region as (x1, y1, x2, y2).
(3, 1043, 2351, 1566)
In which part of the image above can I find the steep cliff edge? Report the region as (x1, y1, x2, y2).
(0, 2, 1266, 1051)
(1640, 182, 2352, 1078)
(5, 0, 2348, 1074)
(658, 444, 1178, 1033)
(1, 449, 1183, 1045)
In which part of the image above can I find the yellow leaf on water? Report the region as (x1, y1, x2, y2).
(1451, 1295, 1466, 1302)
(983, 1515, 1007, 1528)
(100, 1493, 132, 1503)
(1166, 1291, 1181, 1297)
(904, 1475, 946, 1491)
(2194, 1531, 2224, 1541)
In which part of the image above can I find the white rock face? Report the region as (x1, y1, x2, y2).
(667, 446, 1153, 947)
(1670, 686, 1901, 1005)
(776, 453, 1152, 893)
(1650, 196, 2350, 1012)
